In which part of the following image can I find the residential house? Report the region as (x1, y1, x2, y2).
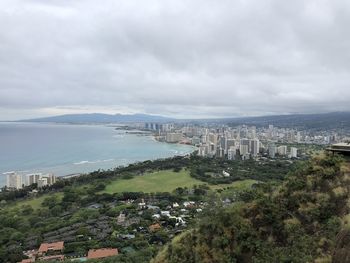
(87, 248, 118, 260)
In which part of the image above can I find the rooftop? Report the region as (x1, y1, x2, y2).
(87, 248, 118, 259)
(18, 259, 34, 263)
(326, 143, 350, 156)
(38, 241, 64, 253)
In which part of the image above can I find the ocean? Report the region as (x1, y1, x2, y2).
(0, 122, 194, 187)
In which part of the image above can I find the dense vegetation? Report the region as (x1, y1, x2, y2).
(189, 155, 295, 184)
(0, 155, 293, 203)
(153, 154, 350, 263)
(0, 156, 191, 203)
(2, 153, 334, 263)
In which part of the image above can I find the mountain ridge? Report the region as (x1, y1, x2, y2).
(18, 113, 175, 123)
(16, 111, 350, 130)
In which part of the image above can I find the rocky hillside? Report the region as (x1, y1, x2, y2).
(153, 154, 350, 263)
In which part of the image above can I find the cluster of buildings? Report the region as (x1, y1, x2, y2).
(145, 122, 305, 160)
(19, 241, 118, 262)
(5, 172, 56, 190)
(18, 196, 206, 262)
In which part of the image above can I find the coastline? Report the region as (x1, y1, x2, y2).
(0, 123, 196, 187)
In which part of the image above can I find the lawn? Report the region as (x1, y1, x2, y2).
(13, 192, 63, 210)
(103, 169, 204, 193)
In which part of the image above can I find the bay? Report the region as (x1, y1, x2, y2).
(0, 122, 194, 186)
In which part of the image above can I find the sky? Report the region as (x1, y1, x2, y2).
(0, 0, 350, 120)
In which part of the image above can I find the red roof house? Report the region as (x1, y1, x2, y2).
(87, 248, 118, 259)
(38, 241, 64, 255)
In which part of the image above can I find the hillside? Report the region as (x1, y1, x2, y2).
(153, 154, 350, 263)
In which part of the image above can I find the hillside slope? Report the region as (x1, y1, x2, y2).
(153, 154, 350, 263)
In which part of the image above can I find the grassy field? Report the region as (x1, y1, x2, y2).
(103, 169, 257, 194)
(103, 169, 204, 194)
(9, 171, 256, 209)
(13, 192, 63, 210)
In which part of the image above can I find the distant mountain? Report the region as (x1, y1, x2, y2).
(20, 113, 175, 123)
(227, 112, 350, 130)
(192, 112, 350, 131)
(19, 112, 350, 130)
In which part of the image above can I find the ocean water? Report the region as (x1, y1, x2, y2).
(0, 122, 194, 186)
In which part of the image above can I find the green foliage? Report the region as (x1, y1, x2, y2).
(189, 155, 295, 184)
(153, 154, 350, 263)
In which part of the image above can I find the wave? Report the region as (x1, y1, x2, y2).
(73, 159, 114, 165)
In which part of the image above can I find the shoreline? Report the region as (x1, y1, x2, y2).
(0, 123, 196, 187)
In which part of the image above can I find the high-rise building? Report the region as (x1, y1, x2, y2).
(26, 173, 56, 188)
(42, 174, 56, 185)
(250, 139, 260, 156)
(240, 144, 249, 156)
(268, 144, 276, 158)
(208, 133, 218, 145)
(228, 147, 237, 160)
(26, 173, 42, 185)
(198, 145, 208, 157)
(240, 139, 250, 152)
(219, 136, 226, 149)
(165, 132, 183, 143)
(290, 147, 298, 158)
(226, 139, 236, 152)
(6, 172, 23, 189)
(37, 178, 48, 188)
(277, 146, 287, 156)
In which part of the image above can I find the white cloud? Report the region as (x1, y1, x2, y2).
(0, 0, 349, 119)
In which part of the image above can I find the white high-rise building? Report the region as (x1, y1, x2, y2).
(26, 173, 56, 187)
(277, 146, 288, 156)
(26, 173, 42, 185)
(240, 139, 250, 152)
(198, 145, 208, 157)
(290, 147, 298, 158)
(6, 172, 23, 189)
(228, 147, 237, 160)
(37, 178, 48, 188)
(240, 144, 249, 156)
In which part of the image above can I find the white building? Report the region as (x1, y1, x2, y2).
(26, 173, 42, 185)
(290, 147, 298, 158)
(37, 178, 48, 188)
(27, 173, 56, 188)
(165, 132, 183, 143)
(228, 147, 237, 160)
(277, 146, 288, 156)
(239, 144, 249, 156)
(6, 172, 23, 189)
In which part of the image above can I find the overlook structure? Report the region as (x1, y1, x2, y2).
(327, 142, 350, 156)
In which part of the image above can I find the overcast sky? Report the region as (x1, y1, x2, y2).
(0, 0, 350, 120)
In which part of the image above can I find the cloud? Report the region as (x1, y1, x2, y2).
(0, 0, 349, 119)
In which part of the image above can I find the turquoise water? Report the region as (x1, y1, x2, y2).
(0, 122, 194, 186)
